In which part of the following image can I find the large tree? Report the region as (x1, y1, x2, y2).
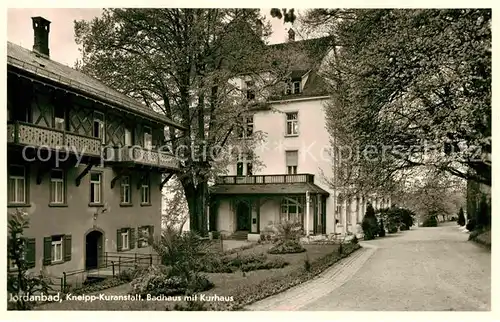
(303, 9, 491, 191)
(75, 9, 298, 235)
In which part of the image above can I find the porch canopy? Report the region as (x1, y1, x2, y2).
(209, 182, 330, 196)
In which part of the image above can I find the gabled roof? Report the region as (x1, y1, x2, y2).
(7, 41, 185, 129)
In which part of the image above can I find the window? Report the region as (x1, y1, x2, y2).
(280, 197, 303, 223)
(93, 112, 105, 143)
(336, 195, 343, 225)
(237, 116, 254, 139)
(144, 126, 152, 149)
(121, 230, 130, 250)
(286, 112, 298, 136)
(51, 236, 63, 263)
(49, 169, 65, 204)
(347, 198, 352, 225)
(120, 176, 131, 204)
(246, 81, 255, 100)
(90, 172, 102, 204)
(138, 226, 153, 248)
(124, 128, 132, 146)
(235, 162, 243, 176)
(117, 228, 134, 251)
(8, 165, 26, 205)
(286, 150, 298, 175)
(246, 162, 253, 176)
(285, 80, 301, 95)
(54, 106, 66, 131)
(141, 177, 150, 204)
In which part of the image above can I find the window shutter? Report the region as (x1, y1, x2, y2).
(43, 237, 52, 265)
(116, 229, 122, 251)
(64, 235, 72, 262)
(26, 238, 36, 268)
(129, 228, 135, 249)
(286, 151, 298, 167)
(137, 227, 143, 249)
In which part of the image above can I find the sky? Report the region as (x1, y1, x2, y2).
(7, 8, 293, 68)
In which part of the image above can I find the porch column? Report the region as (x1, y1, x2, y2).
(313, 194, 318, 235)
(341, 198, 348, 234)
(305, 191, 310, 236)
(256, 197, 260, 233)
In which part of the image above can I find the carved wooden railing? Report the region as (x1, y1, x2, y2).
(7, 121, 101, 157)
(105, 146, 180, 170)
(215, 174, 315, 185)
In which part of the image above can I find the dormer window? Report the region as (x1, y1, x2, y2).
(246, 81, 255, 100)
(286, 80, 301, 95)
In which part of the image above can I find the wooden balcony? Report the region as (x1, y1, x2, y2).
(7, 121, 101, 157)
(104, 146, 180, 170)
(215, 174, 315, 185)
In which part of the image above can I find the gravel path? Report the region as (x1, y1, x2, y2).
(247, 223, 491, 311)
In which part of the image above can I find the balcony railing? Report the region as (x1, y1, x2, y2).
(215, 174, 315, 185)
(105, 146, 180, 170)
(7, 121, 101, 157)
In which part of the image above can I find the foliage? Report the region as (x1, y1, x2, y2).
(351, 235, 359, 244)
(210, 231, 221, 239)
(197, 252, 288, 273)
(162, 176, 189, 231)
(457, 207, 466, 226)
(68, 277, 126, 295)
(378, 219, 386, 237)
(304, 9, 491, 197)
(130, 265, 213, 298)
(466, 218, 477, 231)
(206, 243, 361, 311)
(475, 194, 491, 229)
(7, 209, 52, 310)
(304, 253, 311, 272)
(362, 203, 379, 240)
(117, 267, 145, 282)
(387, 224, 398, 234)
(270, 8, 297, 24)
(74, 9, 304, 235)
(422, 214, 438, 227)
(275, 220, 303, 242)
(268, 240, 306, 254)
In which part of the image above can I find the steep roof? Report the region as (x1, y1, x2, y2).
(7, 41, 184, 129)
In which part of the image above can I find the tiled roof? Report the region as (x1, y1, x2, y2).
(7, 41, 184, 129)
(209, 182, 330, 196)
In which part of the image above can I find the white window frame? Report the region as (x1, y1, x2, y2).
(287, 166, 297, 175)
(124, 128, 132, 146)
(121, 230, 130, 250)
(285, 112, 299, 136)
(120, 176, 131, 204)
(90, 172, 102, 204)
(144, 126, 153, 150)
(8, 165, 26, 204)
(293, 81, 301, 94)
(139, 226, 150, 248)
(280, 197, 303, 223)
(93, 112, 105, 143)
(51, 237, 63, 263)
(50, 169, 65, 204)
(141, 181, 150, 204)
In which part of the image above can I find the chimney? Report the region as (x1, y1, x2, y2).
(288, 28, 295, 42)
(32, 16, 51, 57)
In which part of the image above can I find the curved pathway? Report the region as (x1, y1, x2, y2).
(246, 223, 490, 311)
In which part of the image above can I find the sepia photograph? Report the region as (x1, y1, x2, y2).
(5, 6, 492, 313)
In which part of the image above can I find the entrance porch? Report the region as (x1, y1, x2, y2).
(209, 174, 329, 241)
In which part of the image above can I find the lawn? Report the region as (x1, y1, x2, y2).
(35, 242, 341, 311)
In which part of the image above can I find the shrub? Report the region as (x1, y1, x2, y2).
(186, 274, 214, 293)
(422, 215, 438, 227)
(351, 235, 359, 244)
(362, 203, 379, 240)
(304, 254, 311, 272)
(387, 224, 398, 234)
(8, 209, 52, 310)
(275, 220, 303, 242)
(378, 219, 386, 237)
(268, 239, 305, 254)
(241, 256, 288, 272)
(457, 207, 466, 226)
(211, 231, 221, 239)
(198, 252, 288, 272)
(476, 195, 491, 229)
(117, 267, 145, 282)
(466, 218, 477, 231)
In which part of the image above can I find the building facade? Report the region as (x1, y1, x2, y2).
(7, 17, 182, 277)
(209, 30, 391, 240)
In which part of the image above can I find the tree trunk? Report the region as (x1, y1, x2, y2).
(182, 179, 208, 237)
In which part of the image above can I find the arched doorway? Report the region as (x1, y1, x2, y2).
(236, 202, 250, 231)
(85, 230, 103, 270)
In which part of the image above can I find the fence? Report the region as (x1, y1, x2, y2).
(49, 252, 161, 293)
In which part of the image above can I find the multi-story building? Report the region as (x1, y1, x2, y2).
(209, 29, 391, 241)
(7, 17, 182, 277)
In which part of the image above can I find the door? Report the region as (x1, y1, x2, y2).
(85, 230, 103, 270)
(236, 202, 250, 231)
